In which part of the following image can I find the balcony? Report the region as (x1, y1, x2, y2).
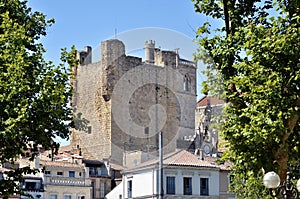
(21, 191, 44, 199)
(44, 176, 91, 187)
(20, 179, 44, 199)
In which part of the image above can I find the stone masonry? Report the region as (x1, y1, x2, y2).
(71, 39, 197, 165)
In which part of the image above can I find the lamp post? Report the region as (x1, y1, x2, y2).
(263, 171, 300, 199)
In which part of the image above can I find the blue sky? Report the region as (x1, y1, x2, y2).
(27, 0, 222, 145)
(28, 0, 222, 84)
(28, 0, 204, 56)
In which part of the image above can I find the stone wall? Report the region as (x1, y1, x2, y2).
(71, 61, 109, 160)
(71, 39, 197, 165)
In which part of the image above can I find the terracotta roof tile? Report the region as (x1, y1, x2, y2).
(164, 150, 216, 168)
(125, 150, 222, 171)
(197, 96, 224, 107)
(58, 145, 71, 153)
(40, 160, 83, 168)
(110, 163, 124, 171)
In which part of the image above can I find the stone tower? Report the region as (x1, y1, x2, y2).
(71, 39, 197, 165)
(144, 40, 155, 64)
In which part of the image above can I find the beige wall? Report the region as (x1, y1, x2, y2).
(90, 177, 111, 199)
(43, 162, 92, 199)
(45, 185, 91, 199)
(219, 170, 236, 199)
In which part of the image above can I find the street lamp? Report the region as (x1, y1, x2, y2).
(263, 171, 300, 198)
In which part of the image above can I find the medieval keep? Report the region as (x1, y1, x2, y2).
(70, 39, 197, 165)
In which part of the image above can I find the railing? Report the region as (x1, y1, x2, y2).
(89, 172, 109, 177)
(44, 176, 91, 187)
(21, 192, 44, 199)
(179, 60, 196, 67)
(24, 189, 44, 192)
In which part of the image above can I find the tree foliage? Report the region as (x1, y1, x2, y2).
(0, 0, 77, 196)
(193, 0, 299, 198)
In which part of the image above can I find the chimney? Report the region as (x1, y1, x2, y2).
(103, 158, 111, 176)
(199, 149, 204, 160)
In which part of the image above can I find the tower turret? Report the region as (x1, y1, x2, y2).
(101, 39, 125, 65)
(144, 40, 155, 64)
(78, 46, 92, 65)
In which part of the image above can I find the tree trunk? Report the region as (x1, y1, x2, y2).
(275, 145, 289, 182)
(275, 111, 299, 182)
(275, 97, 300, 181)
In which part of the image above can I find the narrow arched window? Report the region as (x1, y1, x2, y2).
(184, 74, 191, 91)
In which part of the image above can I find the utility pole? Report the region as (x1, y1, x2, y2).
(158, 131, 164, 199)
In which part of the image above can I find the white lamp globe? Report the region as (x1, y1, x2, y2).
(296, 178, 300, 192)
(263, 171, 280, 189)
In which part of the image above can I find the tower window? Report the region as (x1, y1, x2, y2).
(184, 74, 191, 91)
(88, 126, 92, 134)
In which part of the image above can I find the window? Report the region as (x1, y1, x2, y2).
(45, 170, 51, 175)
(77, 196, 85, 199)
(229, 174, 235, 189)
(229, 174, 234, 184)
(166, 176, 175, 194)
(127, 180, 132, 198)
(183, 177, 192, 195)
(87, 126, 92, 134)
(89, 167, 101, 176)
(25, 181, 37, 190)
(91, 181, 95, 199)
(69, 171, 75, 178)
(64, 195, 71, 199)
(100, 182, 106, 198)
(200, 178, 209, 196)
(183, 74, 191, 91)
(50, 195, 57, 199)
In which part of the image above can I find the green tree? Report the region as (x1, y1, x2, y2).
(193, 0, 299, 198)
(0, 0, 77, 196)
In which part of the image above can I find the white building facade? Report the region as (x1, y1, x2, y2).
(106, 150, 235, 199)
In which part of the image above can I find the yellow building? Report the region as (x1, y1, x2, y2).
(41, 160, 92, 199)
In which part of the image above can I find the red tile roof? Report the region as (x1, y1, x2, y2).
(164, 150, 216, 168)
(110, 163, 124, 171)
(58, 145, 71, 153)
(124, 150, 229, 171)
(40, 160, 84, 168)
(197, 96, 224, 107)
